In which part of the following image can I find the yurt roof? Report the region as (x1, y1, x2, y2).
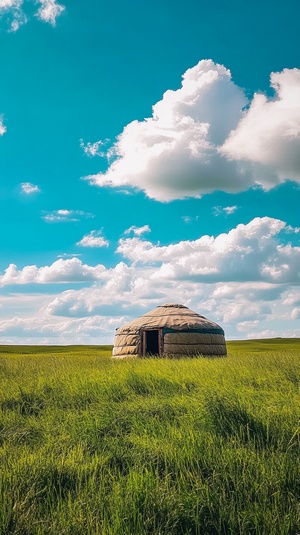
(116, 303, 224, 334)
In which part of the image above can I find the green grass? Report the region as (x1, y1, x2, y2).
(0, 340, 299, 534)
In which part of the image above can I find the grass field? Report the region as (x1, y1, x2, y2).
(0, 340, 299, 535)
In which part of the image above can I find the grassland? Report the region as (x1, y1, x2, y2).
(0, 340, 299, 535)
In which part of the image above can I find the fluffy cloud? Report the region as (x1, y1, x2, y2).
(76, 230, 109, 248)
(36, 0, 65, 25)
(221, 68, 300, 185)
(1, 217, 299, 343)
(85, 60, 248, 201)
(2, 273, 298, 344)
(282, 291, 300, 307)
(0, 313, 124, 345)
(0, 0, 64, 31)
(2, 217, 299, 288)
(42, 209, 94, 222)
(0, 0, 19, 5)
(0, 258, 106, 286)
(291, 308, 300, 320)
(85, 60, 300, 201)
(20, 182, 40, 194)
(0, 0, 26, 31)
(124, 224, 151, 236)
(0, 115, 7, 135)
(117, 217, 300, 284)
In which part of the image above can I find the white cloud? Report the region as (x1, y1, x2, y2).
(0, 217, 299, 343)
(0, 0, 64, 30)
(0, 115, 7, 135)
(124, 224, 151, 236)
(42, 209, 94, 222)
(181, 215, 199, 224)
(286, 225, 300, 234)
(0, 258, 106, 286)
(117, 217, 300, 284)
(85, 61, 300, 201)
(80, 139, 107, 157)
(0, 313, 124, 345)
(0, 0, 18, 6)
(1, 0, 27, 31)
(76, 230, 109, 248)
(57, 253, 82, 259)
(2, 218, 299, 289)
(221, 68, 300, 186)
(211, 282, 283, 303)
(291, 308, 300, 320)
(36, 0, 65, 25)
(282, 291, 300, 307)
(20, 182, 40, 194)
(213, 205, 238, 216)
(85, 60, 248, 201)
(221, 302, 272, 324)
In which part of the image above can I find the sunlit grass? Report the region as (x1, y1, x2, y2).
(0, 340, 299, 534)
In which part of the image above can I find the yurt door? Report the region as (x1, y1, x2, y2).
(142, 329, 162, 356)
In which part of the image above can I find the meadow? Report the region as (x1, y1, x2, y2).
(0, 340, 299, 535)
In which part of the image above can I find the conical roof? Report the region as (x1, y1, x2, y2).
(116, 303, 224, 334)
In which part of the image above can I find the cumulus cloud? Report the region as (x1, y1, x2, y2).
(0, 258, 106, 286)
(117, 217, 300, 284)
(76, 230, 109, 248)
(20, 182, 40, 194)
(1, 217, 299, 343)
(42, 209, 94, 222)
(211, 282, 283, 303)
(0, 313, 124, 345)
(124, 224, 151, 236)
(221, 68, 300, 186)
(0, 0, 64, 30)
(2, 218, 299, 289)
(85, 60, 300, 201)
(0, 115, 7, 135)
(85, 60, 248, 201)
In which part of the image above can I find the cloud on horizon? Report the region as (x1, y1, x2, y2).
(0, 217, 299, 342)
(85, 60, 300, 201)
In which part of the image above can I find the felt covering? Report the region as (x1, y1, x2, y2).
(113, 304, 226, 358)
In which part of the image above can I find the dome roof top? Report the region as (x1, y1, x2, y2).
(116, 303, 224, 335)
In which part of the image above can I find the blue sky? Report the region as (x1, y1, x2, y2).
(0, 0, 299, 343)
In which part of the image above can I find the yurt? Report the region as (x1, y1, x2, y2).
(112, 303, 226, 358)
